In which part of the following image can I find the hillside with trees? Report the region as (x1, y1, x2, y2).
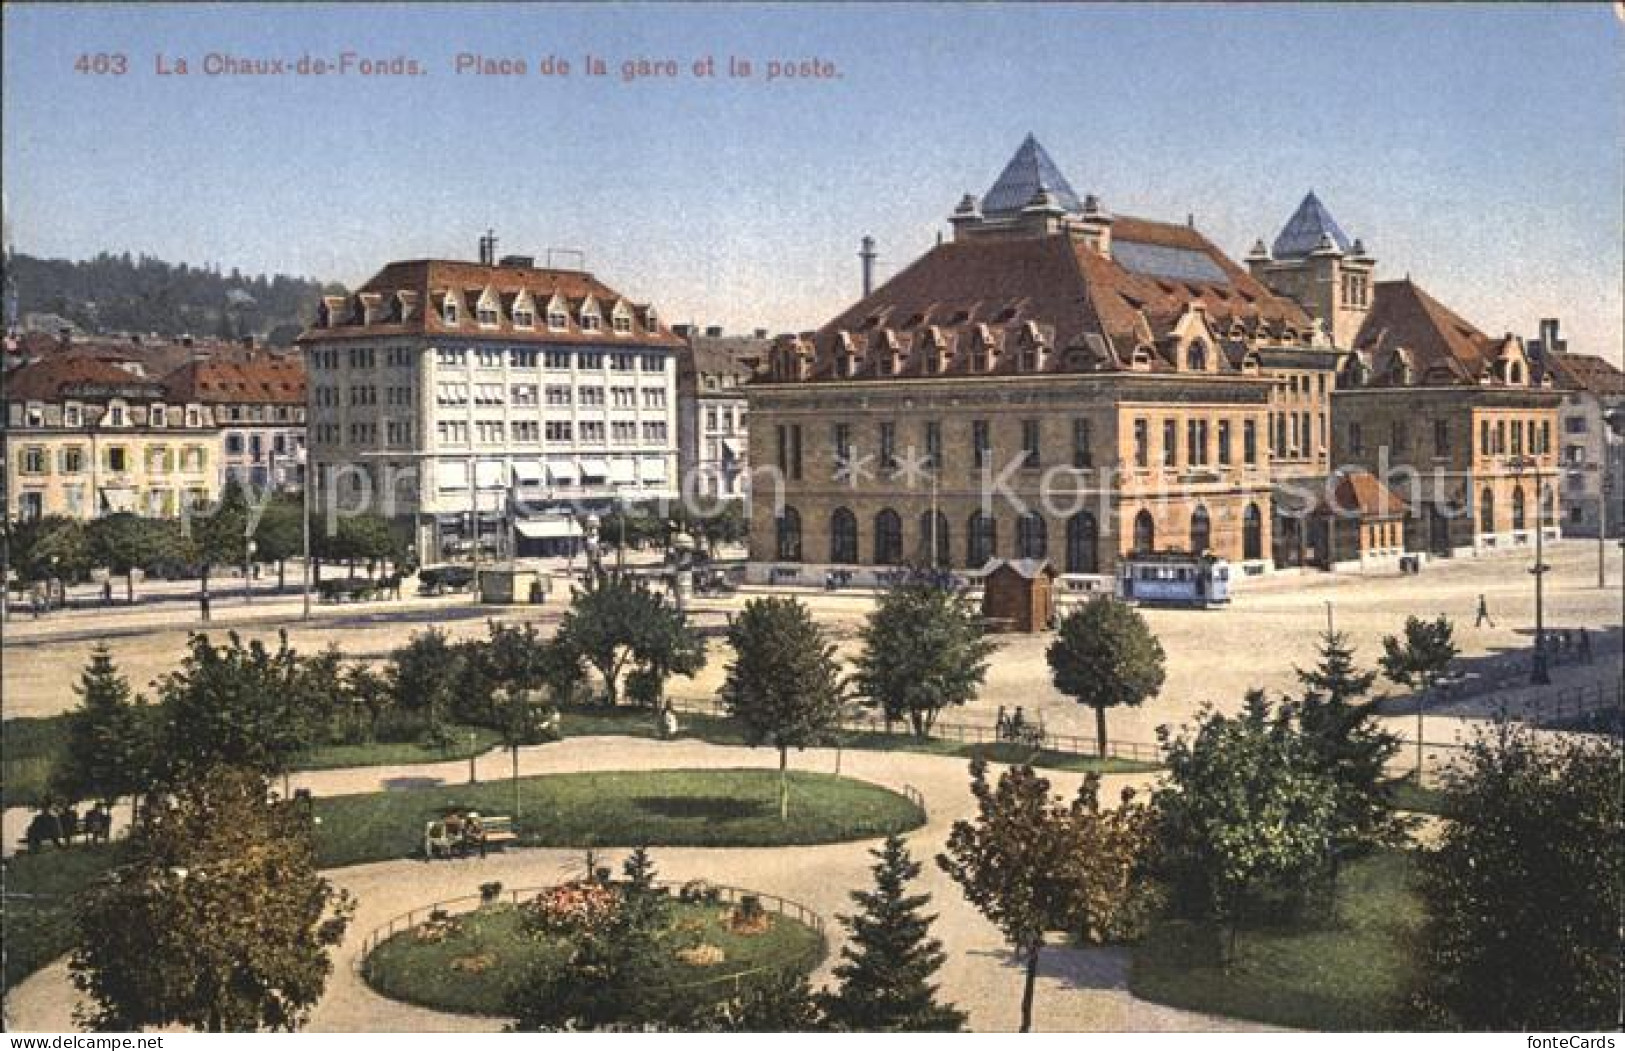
(4, 251, 339, 346)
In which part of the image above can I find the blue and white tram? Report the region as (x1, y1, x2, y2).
(1116, 553, 1231, 608)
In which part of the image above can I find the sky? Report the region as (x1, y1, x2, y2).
(3, 2, 1621, 362)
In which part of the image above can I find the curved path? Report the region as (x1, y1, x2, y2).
(4, 735, 1268, 1033)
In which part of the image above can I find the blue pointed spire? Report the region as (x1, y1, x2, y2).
(1271, 191, 1352, 258)
(982, 134, 1083, 218)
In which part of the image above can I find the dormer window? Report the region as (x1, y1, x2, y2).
(63, 403, 82, 428)
(612, 315, 631, 334)
(477, 305, 499, 325)
(548, 309, 568, 330)
(443, 301, 459, 325)
(1186, 342, 1208, 372)
(150, 403, 167, 427)
(582, 312, 601, 332)
(108, 401, 128, 427)
(513, 308, 534, 328)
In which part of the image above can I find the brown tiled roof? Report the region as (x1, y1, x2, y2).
(1352, 279, 1502, 385)
(164, 355, 306, 405)
(3, 356, 167, 402)
(296, 259, 681, 348)
(789, 220, 1311, 382)
(1544, 352, 1625, 396)
(1316, 470, 1409, 519)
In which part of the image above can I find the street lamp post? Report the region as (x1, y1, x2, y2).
(1511, 456, 1551, 686)
(301, 450, 313, 621)
(243, 537, 257, 605)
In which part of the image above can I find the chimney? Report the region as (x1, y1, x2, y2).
(1539, 318, 1563, 356)
(705, 325, 724, 338)
(57, 327, 72, 349)
(478, 230, 498, 266)
(859, 236, 877, 297)
(240, 334, 256, 350)
(754, 328, 768, 339)
(672, 323, 693, 338)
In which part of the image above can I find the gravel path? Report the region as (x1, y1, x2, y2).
(2, 736, 1266, 1033)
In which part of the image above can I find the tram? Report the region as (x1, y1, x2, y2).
(1116, 552, 1232, 608)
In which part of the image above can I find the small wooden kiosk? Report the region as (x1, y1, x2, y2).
(979, 558, 1057, 633)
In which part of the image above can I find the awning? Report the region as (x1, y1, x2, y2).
(609, 458, 637, 484)
(640, 457, 668, 482)
(99, 487, 136, 513)
(580, 459, 611, 479)
(515, 518, 584, 540)
(475, 461, 506, 488)
(437, 461, 468, 490)
(720, 438, 742, 459)
(545, 460, 579, 484)
(512, 461, 543, 485)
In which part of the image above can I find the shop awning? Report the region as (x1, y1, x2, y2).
(512, 461, 543, 485)
(475, 460, 506, 488)
(545, 460, 579, 483)
(720, 438, 742, 459)
(609, 458, 637, 483)
(436, 461, 469, 490)
(515, 518, 584, 540)
(640, 457, 668, 482)
(99, 487, 136, 513)
(580, 459, 611, 479)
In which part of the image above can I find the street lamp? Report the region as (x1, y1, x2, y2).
(244, 537, 257, 605)
(468, 731, 479, 785)
(670, 527, 695, 613)
(1509, 456, 1550, 686)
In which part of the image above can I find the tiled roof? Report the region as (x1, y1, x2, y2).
(1272, 191, 1352, 259)
(787, 220, 1311, 382)
(297, 259, 681, 347)
(981, 134, 1084, 217)
(1316, 470, 1409, 519)
(1544, 352, 1625, 396)
(164, 355, 306, 405)
(3, 356, 167, 402)
(1352, 279, 1502, 385)
(680, 337, 761, 382)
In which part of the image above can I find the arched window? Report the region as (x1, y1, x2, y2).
(1017, 513, 1048, 560)
(1512, 485, 1526, 531)
(967, 512, 997, 568)
(1243, 503, 1263, 561)
(776, 507, 802, 561)
(1541, 483, 1555, 527)
(1479, 487, 1496, 533)
(1066, 511, 1099, 574)
(919, 510, 950, 567)
(830, 507, 858, 564)
(1190, 505, 1212, 556)
(1133, 509, 1156, 554)
(874, 508, 904, 565)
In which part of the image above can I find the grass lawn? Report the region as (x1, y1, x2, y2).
(365, 897, 825, 1018)
(1130, 851, 1421, 1030)
(2, 842, 124, 991)
(310, 768, 924, 869)
(1390, 780, 1451, 817)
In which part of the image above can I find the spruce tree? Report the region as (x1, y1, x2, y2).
(52, 644, 155, 809)
(1293, 631, 1402, 859)
(822, 835, 965, 1032)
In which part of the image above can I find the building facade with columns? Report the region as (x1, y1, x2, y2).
(745, 136, 1329, 583)
(296, 243, 682, 562)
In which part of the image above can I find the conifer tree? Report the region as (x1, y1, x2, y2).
(821, 835, 965, 1032)
(52, 644, 156, 810)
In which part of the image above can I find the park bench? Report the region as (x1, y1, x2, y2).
(481, 815, 519, 849)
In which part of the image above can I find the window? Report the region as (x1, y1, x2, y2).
(581, 312, 602, 332)
(1243, 420, 1258, 465)
(63, 403, 82, 428)
(579, 386, 605, 407)
(967, 512, 997, 568)
(1479, 487, 1495, 533)
(612, 314, 632, 334)
(580, 421, 605, 442)
(1190, 505, 1212, 555)
(610, 353, 635, 371)
(1243, 503, 1263, 561)
(1163, 419, 1178, 467)
(510, 348, 539, 368)
(920, 510, 950, 567)
(548, 308, 568, 331)
(874, 509, 904, 565)
(61, 446, 85, 473)
(1217, 420, 1232, 465)
(1495, 421, 1507, 455)
(972, 420, 991, 469)
(1021, 419, 1040, 468)
(107, 447, 129, 472)
(443, 301, 458, 324)
(777, 424, 802, 479)
(612, 386, 637, 408)
(21, 446, 46, 473)
(512, 384, 540, 407)
(1016, 512, 1047, 559)
(513, 308, 534, 329)
(1072, 419, 1092, 468)
(1066, 512, 1099, 573)
(1134, 418, 1150, 468)
(833, 423, 852, 462)
(1433, 419, 1450, 457)
(831, 507, 859, 563)
(1392, 420, 1408, 453)
(1133, 509, 1156, 553)
(1511, 420, 1524, 457)
(580, 352, 604, 370)
(641, 421, 668, 443)
(1512, 485, 1527, 530)
(925, 421, 942, 469)
(545, 421, 574, 442)
(476, 304, 498, 325)
(612, 421, 637, 444)
(1565, 416, 1588, 434)
(545, 350, 572, 370)
(1540, 420, 1551, 457)
(641, 355, 665, 373)
(642, 388, 666, 409)
(879, 422, 897, 470)
(1187, 419, 1210, 466)
(776, 507, 803, 561)
(1349, 422, 1364, 455)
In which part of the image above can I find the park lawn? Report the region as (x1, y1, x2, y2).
(311, 768, 925, 869)
(1390, 780, 1451, 817)
(365, 898, 826, 1018)
(2, 841, 123, 991)
(1130, 851, 1422, 1031)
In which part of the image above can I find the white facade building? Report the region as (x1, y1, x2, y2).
(297, 250, 681, 561)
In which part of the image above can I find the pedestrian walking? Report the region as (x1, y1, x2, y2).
(1474, 593, 1494, 628)
(1579, 627, 1592, 664)
(102, 579, 113, 606)
(199, 592, 212, 622)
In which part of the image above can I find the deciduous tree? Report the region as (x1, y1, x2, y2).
(853, 581, 995, 737)
(1047, 597, 1166, 757)
(557, 574, 704, 707)
(1379, 615, 1459, 778)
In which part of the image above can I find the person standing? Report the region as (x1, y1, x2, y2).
(199, 592, 212, 623)
(1474, 593, 1495, 628)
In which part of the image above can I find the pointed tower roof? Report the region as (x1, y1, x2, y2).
(1271, 191, 1352, 259)
(982, 134, 1083, 218)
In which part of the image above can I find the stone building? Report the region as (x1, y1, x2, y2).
(1327, 278, 1562, 557)
(1528, 318, 1624, 537)
(3, 354, 219, 520)
(296, 242, 681, 562)
(164, 352, 306, 491)
(675, 327, 762, 500)
(745, 136, 1320, 582)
